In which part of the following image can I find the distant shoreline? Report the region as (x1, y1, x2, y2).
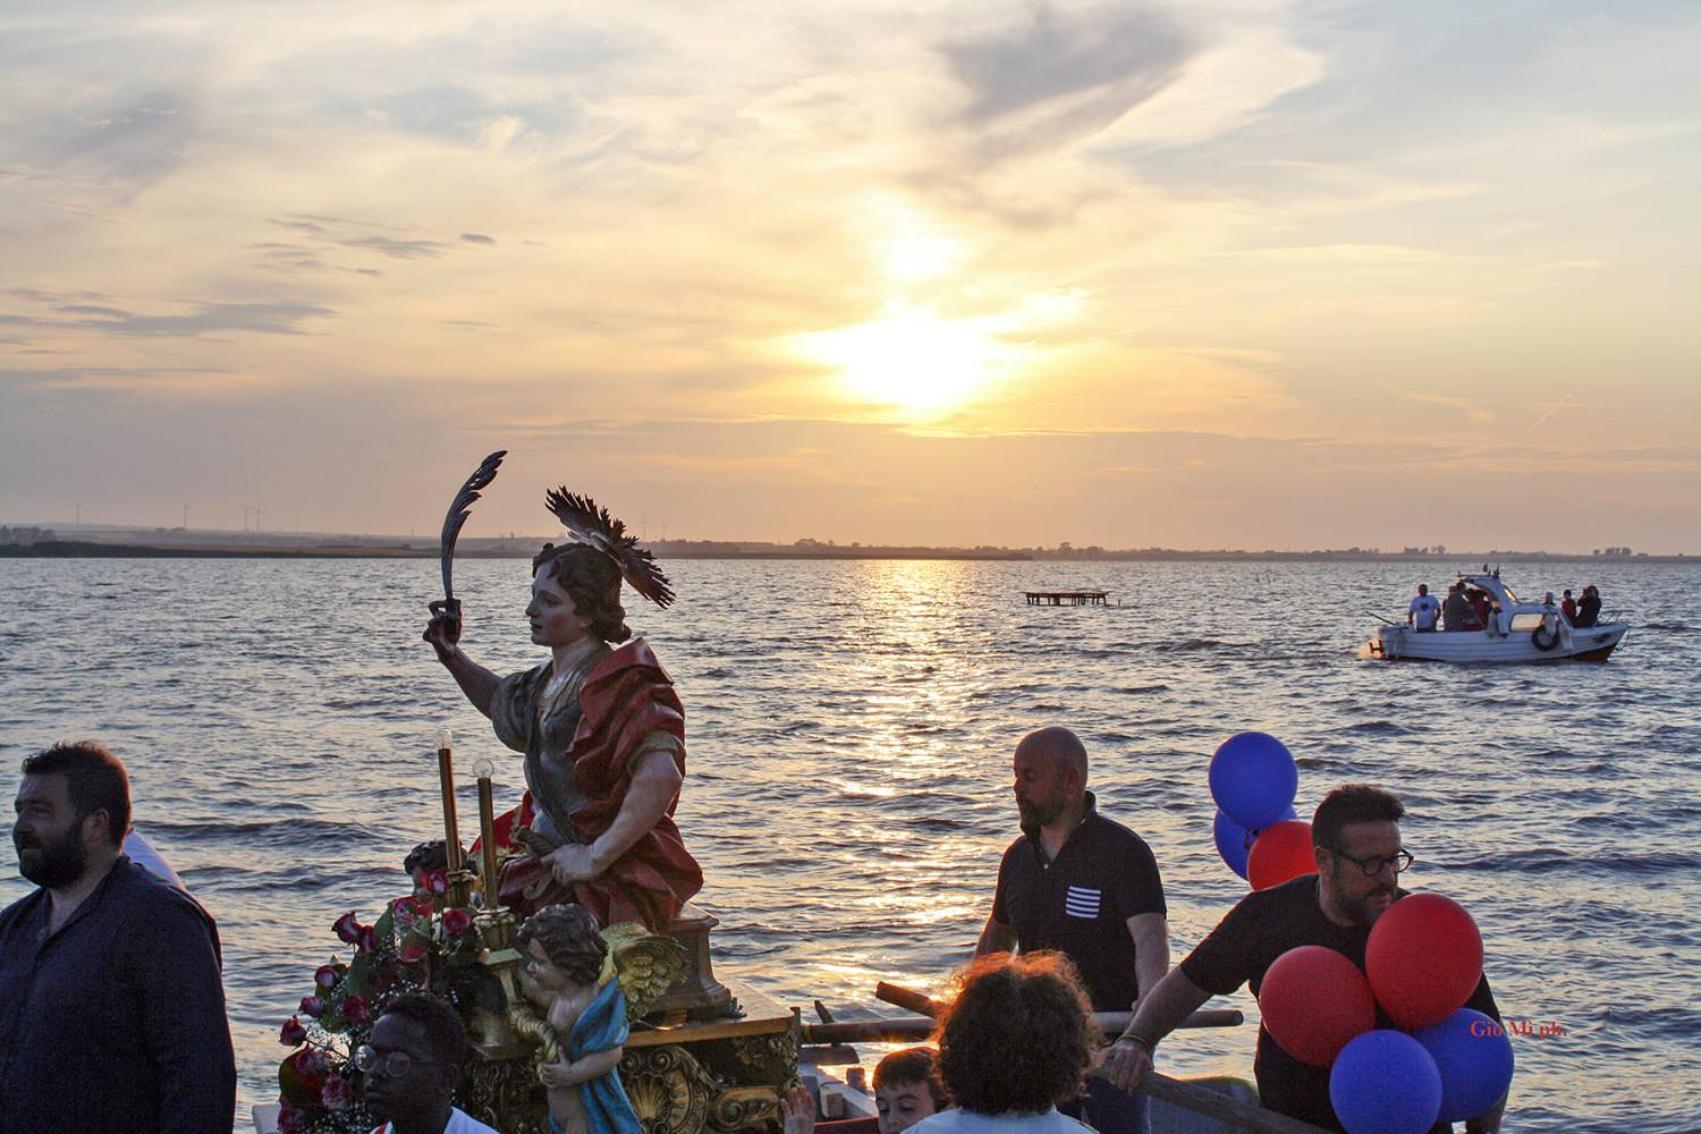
(2, 540, 1690, 564)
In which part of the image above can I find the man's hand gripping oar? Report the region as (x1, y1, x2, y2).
(424, 450, 506, 664)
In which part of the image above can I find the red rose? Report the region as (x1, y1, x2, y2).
(278, 1016, 308, 1046)
(424, 869, 449, 895)
(340, 995, 371, 1025)
(356, 924, 379, 953)
(332, 911, 364, 944)
(276, 1105, 309, 1134)
(314, 964, 342, 990)
(397, 936, 429, 965)
(392, 896, 422, 924)
(321, 1074, 354, 1111)
(442, 907, 473, 935)
(298, 995, 325, 1017)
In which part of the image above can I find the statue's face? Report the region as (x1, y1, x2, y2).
(526, 567, 593, 649)
(521, 937, 574, 996)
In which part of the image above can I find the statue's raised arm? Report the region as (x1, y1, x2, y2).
(426, 481, 700, 933)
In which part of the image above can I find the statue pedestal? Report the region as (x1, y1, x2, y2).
(647, 901, 737, 1022)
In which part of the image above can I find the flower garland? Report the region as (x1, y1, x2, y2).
(274, 870, 482, 1134)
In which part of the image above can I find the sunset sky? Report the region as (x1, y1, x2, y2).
(3, 1, 1697, 551)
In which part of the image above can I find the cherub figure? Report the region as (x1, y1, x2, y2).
(514, 904, 641, 1134)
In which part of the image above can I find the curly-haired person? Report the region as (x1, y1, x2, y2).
(910, 952, 1098, 1134)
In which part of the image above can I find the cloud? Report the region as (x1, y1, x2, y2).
(943, 4, 1196, 152)
(4, 301, 335, 339)
(337, 235, 447, 260)
(460, 233, 495, 245)
(0, 365, 237, 393)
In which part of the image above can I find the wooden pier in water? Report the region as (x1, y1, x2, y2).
(1025, 589, 1110, 606)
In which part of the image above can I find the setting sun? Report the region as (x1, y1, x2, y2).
(789, 302, 1019, 417)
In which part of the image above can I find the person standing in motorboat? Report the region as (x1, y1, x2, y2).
(1575, 585, 1602, 628)
(1442, 584, 1472, 632)
(1408, 584, 1440, 632)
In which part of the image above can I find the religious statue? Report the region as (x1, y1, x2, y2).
(425, 487, 701, 931)
(511, 904, 641, 1134)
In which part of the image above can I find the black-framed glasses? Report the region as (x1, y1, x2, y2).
(1331, 848, 1414, 876)
(352, 1044, 441, 1078)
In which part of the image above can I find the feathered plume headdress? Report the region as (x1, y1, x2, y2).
(545, 489, 675, 609)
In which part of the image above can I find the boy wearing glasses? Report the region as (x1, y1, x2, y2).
(359, 993, 499, 1134)
(1100, 784, 1504, 1133)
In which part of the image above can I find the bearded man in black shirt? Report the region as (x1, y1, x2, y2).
(1102, 784, 1505, 1133)
(975, 727, 1170, 1134)
(0, 742, 236, 1134)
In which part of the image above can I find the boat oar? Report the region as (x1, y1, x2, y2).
(874, 981, 942, 1016)
(873, 980, 1242, 1037)
(799, 1010, 1239, 1044)
(866, 983, 1322, 1134)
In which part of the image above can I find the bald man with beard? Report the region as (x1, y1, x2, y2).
(976, 727, 1169, 1134)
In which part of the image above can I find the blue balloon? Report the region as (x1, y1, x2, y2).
(1413, 1009, 1515, 1124)
(1213, 805, 1298, 880)
(1209, 732, 1299, 831)
(1329, 1031, 1442, 1134)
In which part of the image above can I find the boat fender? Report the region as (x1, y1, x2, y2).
(1532, 617, 1561, 652)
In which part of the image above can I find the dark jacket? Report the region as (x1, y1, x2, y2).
(0, 857, 236, 1134)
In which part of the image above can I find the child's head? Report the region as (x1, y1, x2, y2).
(873, 1047, 947, 1134)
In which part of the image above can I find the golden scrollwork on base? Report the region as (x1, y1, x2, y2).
(623, 1044, 718, 1134)
(728, 1034, 798, 1087)
(460, 1055, 550, 1134)
(709, 1086, 781, 1132)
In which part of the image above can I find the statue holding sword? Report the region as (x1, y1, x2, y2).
(424, 454, 701, 931)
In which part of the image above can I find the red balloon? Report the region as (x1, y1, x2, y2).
(1366, 893, 1484, 1029)
(1259, 946, 1377, 1066)
(1248, 820, 1316, 890)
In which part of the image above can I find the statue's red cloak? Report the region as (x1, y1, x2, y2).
(489, 639, 702, 930)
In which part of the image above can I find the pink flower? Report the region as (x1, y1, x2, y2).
(441, 907, 473, 935)
(278, 1016, 308, 1046)
(314, 964, 342, 990)
(294, 1048, 329, 1077)
(423, 869, 449, 895)
(321, 1074, 354, 1111)
(276, 1105, 309, 1134)
(332, 911, 364, 944)
(340, 995, 371, 1025)
(298, 995, 325, 1018)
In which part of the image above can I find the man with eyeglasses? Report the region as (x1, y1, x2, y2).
(1101, 784, 1504, 1133)
(359, 993, 499, 1134)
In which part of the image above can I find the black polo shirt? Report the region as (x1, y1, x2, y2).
(1181, 875, 1499, 1133)
(0, 858, 236, 1134)
(990, 793, 1167, 1012)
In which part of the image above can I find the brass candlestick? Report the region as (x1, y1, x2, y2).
(435, 726, 474, 909)
(435, 726, 463, 874)
(473, 755, 501, 900)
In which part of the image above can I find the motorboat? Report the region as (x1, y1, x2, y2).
(1368, 569, 1628, 663)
